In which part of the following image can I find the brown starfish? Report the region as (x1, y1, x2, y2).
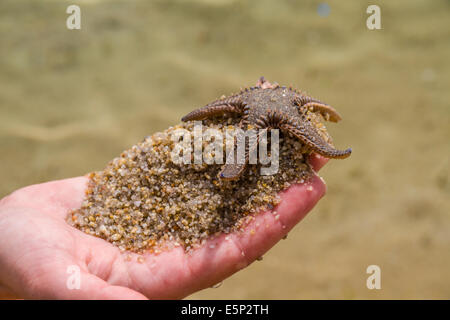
(182, 77, 351, 180)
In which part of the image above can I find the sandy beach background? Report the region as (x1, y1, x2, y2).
(0, 0, 448, 299)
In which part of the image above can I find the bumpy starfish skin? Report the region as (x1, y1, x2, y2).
(182, 77, 352, 180)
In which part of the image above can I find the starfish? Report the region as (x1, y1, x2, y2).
(181, 77, 352, 180)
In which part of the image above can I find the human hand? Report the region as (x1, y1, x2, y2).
(0, 155, 328, 299)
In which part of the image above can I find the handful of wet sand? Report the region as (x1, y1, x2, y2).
(68, 114, 331, 253)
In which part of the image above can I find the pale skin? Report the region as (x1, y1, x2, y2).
(0, 155, 328, 299)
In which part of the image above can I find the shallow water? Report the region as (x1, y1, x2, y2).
(0, 0, 449, 299)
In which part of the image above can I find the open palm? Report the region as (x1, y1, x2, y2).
(0, 156, 327, 299)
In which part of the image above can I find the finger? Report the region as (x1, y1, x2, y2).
(0, 177, 89, 220)
(308, 153, 329, 172)
(18, 258, 147, 300)
(76, 273, 148, 300)
(186, 174, 326, 293)
(48, 273, 148, 300)
(130, 174, 326, 299)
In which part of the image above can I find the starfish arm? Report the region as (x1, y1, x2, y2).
(181, 96, 244, 122)
(292, 93, 342, 122)
(219, 125, 247, 180)
(281, 120, 351, 159)
(292, 92, 322, 106)
(219, 126, 267, 180)
(302, 102, 342, 122)
(181, 104, 240, 121)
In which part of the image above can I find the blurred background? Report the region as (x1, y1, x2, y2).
(0, 0, 448, 299)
